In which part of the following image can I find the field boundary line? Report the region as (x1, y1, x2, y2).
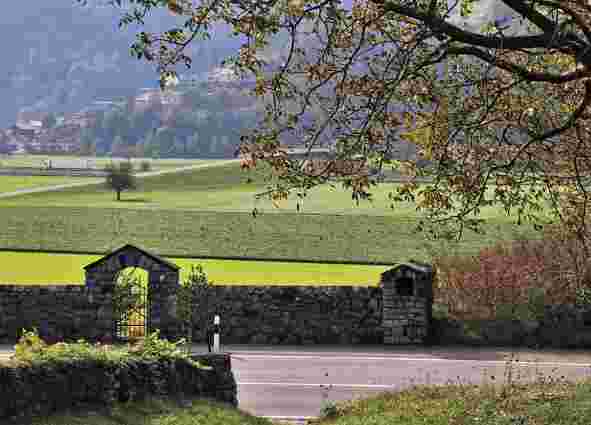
(0, 202, 421, 221)
(0, 247, 395, 266)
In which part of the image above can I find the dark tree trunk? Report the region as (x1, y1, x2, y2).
(117, 190, 121, 201)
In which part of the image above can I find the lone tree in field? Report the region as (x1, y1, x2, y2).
(105, 161, 136, 201)
(87, 0, 591, 251)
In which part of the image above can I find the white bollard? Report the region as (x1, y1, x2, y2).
(213, 315, 220, 352)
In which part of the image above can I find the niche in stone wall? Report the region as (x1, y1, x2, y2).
(395, 277, 414, 296)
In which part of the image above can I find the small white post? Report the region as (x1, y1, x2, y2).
(213, 315, 220, 352)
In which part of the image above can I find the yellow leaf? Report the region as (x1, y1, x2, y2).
(400, 126, 433, 159)
(560, 103, 577, 114)
(167, 0, 183, 15)
(402, 112, 414, 130)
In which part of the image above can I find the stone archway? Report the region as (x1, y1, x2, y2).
(84, 244, 181, 341)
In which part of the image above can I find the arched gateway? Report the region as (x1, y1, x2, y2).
(84, 244, 180, 341)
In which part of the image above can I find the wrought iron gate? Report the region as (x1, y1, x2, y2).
(115, 281, 150, 341)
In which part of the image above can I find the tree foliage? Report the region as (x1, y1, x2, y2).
(105, 160, 137, 201)
(177, 264, 210, 349)
(78, 93, 249, 158)
(89, 0, 591, 248)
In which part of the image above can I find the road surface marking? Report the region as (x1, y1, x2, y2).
(229, 354, 591, 367)
(238, 382, 399, 388)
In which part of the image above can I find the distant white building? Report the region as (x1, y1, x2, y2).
(13, 121, 43, 137)
(207, 66, 239, 84)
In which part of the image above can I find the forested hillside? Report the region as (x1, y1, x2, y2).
(0, 1, 244, 128)
(78, 83, 260, 158)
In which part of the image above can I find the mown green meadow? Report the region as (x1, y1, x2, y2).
(0, 161, 547, 217)
(0, 205, 534, 264)
(0, 175, 88, 193)
(0, 251, 388, 285)
(0, 162, 544, 265)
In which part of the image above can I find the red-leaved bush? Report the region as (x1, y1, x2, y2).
(434, 232, 591, 320)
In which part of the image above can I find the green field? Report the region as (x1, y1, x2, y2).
(0, 159, 230, 195)
(0, 175, 88, 193)
(0, 161, 548, 218)
(0, 205, 535, 264)
(0, 251, 388, 285)
(0, 161, 545, 264)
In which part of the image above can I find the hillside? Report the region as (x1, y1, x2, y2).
(0, 1, 247, 128)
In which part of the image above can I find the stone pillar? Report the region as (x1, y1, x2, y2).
(149, 269, 180, 340)
(86, 270, 117, 341)
(381, 263, 433, 345)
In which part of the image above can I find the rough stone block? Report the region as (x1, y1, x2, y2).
(391, 327, 404, 338)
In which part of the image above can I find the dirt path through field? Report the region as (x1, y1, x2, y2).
(0, 159, 239, 199)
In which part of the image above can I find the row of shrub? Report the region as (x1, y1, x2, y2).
(433, 227, 591, 323)
(0, 330, 237, 422)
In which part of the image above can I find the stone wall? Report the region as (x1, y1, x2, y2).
(190, 286, 384, 345)
(0, 251, 437, 346)
(0, 244, 183, 344)
(431, 304, 591, 348)
(0, 285, 112, 343)
(190, 353, 237, 406)
(383, 296, 429, 344)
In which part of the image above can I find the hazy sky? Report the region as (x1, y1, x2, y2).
(449, 0, 527, 35)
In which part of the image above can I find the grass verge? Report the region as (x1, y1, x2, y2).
(16, 397, 271, 425)
(311, 378, 591, 425)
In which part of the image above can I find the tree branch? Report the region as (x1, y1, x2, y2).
(501, 0, 557, 33)
(447, 46, 591, 83)
(371, 0, 590, 64)
(507, 79, 591, 168)
(535, 0, 591, 45)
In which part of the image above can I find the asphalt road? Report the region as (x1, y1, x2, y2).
(2, 344, 591, 420)
(0, 159, 239, 199)
(229, 348, 591, 419)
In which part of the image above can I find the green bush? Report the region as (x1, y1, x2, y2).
(12, 328, 195, 366)
(140, 160, 152, 172)
(1, 329, 234, 422)
(178, 264, 211, 346)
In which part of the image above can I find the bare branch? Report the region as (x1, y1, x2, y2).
(447, 46, 591, 83)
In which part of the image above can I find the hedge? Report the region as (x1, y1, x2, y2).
(0, 351, 236, 422)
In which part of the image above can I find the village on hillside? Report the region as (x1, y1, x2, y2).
(0, 67, 258, 156)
